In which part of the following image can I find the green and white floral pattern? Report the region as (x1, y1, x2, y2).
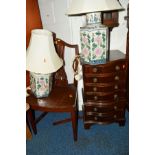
(80, 27, 108, 64)
(30, 72, 53, 98)
(86, 12, 101, 24)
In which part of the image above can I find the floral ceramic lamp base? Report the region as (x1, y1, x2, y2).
(80, 12, 109, 65)
(30, 72, 53, 98)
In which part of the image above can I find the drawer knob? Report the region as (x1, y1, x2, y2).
(93, 107, 98, 111)
(93, 67, 98, 73)
(94, 96, 98, 100)
(115, 65, 120, 70)
(123, 64, 126, 69)
(114, 94, 118, 100)
(114, 85, 118, 89)
(93, 87, 97, 92)
(114, 106, 117, 110)
(98, 113, 102, 117)
(94, 116, 98, 120)
(114, 76, 119, 80)
(93, 78, 98, 83)
(113, 115, 117, 118)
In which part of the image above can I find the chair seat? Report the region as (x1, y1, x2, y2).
(26, 84, 77, 112)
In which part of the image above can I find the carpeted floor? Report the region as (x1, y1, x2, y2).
(26, 111, 129, 155)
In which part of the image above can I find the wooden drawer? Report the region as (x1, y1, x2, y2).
(84, 91, 126, 102)
(83, 110, 125, 123)
(83, 103, 126, 113)
(84, 82, 126, 93)
(83, 61, 126, 74)
(83, 71, 126, 83)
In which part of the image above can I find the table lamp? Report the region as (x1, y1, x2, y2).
(26, 29, 63, 98)
(66, 0, 123, 64)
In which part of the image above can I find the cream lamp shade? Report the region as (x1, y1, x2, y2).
(66, 0, 123, 15)
(26, 29, 63, 74)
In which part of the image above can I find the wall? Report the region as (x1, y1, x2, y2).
(26, 0, 43, 87)
(38, 0, 129, 110)
(110, 0, 128, 52)
(26, 0, 42, 48)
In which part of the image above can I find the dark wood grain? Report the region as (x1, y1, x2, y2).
(82, 51, 128, 129)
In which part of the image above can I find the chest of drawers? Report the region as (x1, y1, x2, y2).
(82, 56, 128, 129)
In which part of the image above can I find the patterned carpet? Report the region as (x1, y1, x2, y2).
(26, 111, 129, 155)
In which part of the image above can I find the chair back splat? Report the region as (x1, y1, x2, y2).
(53, 37, 79, 87)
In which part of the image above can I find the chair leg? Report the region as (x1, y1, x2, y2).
(27, 109, 37, 134)
(71, 109, 78, 141)
(53, 118, 71, 125)
(52, 115, 82, 126)
(26, 123, 32, 140)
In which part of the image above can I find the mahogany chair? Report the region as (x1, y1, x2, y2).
(26, 34, 80, 141)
